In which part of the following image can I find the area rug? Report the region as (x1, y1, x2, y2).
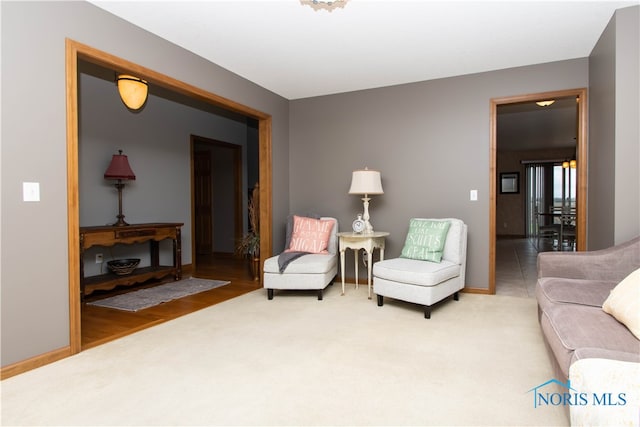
(86, 278, 230, 311)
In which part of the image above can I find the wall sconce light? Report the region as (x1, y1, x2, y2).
(116, 74, 148, 110)
(562, 159, 577, 169)
(348, 167, 384, 234)
(104, 150, 136, 226)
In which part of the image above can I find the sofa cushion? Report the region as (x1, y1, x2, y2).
(536, 277, 617, 313)
(540, 304, 639, 378)
(264, 253, 336, 275)
(400, 219, 450, 262)
(372, 257, 460, 287)
(602, 268, 640, 340)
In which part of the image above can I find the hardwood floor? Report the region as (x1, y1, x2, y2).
(81, 253, 261, 350)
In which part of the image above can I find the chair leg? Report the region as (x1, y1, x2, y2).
(424, 306, 431, 319)
(454, 291, 459, 301)
(317, 289, 323, 301)
(377, 295, 383, 306)
(267, 289, 274, 300)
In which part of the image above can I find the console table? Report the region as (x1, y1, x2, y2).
(337, 231, 389, 299)
(80, 222, 183, 298)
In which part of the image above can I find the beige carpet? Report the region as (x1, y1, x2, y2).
(1, 284, 568, 426)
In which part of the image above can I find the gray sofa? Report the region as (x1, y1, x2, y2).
(535, 237, 640, 384)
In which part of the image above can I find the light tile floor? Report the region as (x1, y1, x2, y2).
(495, 237, 540, 298)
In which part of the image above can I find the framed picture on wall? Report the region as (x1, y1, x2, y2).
(500, 172, 519, 194)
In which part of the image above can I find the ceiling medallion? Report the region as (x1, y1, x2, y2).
(300, 0, 349, 12)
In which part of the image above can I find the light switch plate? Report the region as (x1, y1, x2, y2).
(23, 182, 40, 202)
(470, 190, 478, 201)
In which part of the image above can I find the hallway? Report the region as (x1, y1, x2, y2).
(495, 238, 540, 298)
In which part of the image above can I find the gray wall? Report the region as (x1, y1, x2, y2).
(289, 59, 589, 289)
(588, 5, 640, 249)
(1, 1, 289, 366)
(614, 7, 640, 245)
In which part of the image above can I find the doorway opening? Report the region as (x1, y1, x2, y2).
(66, 39, 273, 355)
(191, 135, 253, 275)
(490, 89, 587, 295)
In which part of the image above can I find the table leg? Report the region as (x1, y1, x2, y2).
(150, 240, 160, 269)
(354, 249, 359, 290)
(367, 249, 373, 299)
(340, 249, 346, 295)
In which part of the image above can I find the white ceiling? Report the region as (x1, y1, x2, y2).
(88, 0, 637, 100)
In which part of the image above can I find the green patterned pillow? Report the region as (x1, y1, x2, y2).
(400, 219, 451, 262)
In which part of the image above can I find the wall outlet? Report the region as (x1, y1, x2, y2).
(503, 222, 508, 228)
(95, 253, 103, 263)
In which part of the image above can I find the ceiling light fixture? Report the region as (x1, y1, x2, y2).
(116, 74, 148, 110)
(536, 100, 555, 107)
(300, 0, 349, 12)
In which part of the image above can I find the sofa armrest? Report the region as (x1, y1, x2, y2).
(537, 237, 640, 281)
(573, 347, 640, 365)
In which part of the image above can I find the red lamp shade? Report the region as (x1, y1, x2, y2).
(104, 150, 136, 180)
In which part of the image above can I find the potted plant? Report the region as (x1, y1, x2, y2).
(237, 230, 260, 258)
(236, 184, 260, 281)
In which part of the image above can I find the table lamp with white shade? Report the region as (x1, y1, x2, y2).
(348, 168, 384, 234)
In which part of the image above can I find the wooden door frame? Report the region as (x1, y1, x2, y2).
(65, 38, 272, 354)
(489, 88, 587, 294)
(190, 135, 243, 268)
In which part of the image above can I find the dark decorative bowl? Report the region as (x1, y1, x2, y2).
(107, 258, 140, 275)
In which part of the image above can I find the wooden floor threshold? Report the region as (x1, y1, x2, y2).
(81, 255, 261, 350)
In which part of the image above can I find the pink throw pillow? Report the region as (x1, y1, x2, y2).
(285, 216, 334, 254)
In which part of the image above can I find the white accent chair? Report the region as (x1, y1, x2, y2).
(263, 217, 339, 300)
(373, 218, 468, 318)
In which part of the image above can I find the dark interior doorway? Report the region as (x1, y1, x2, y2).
(192, 136, 242, 272)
